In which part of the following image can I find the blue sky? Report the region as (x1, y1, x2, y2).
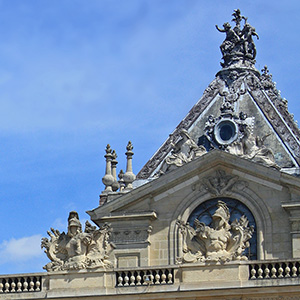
(0, 1, 300, 275)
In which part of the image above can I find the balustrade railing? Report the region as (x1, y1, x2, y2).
(0, 276, 42, 293)
(249, 261, 300, 279)
(1, 260, 299, 294)
(116, 268, 174, 287)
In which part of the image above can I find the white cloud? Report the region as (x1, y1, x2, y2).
(0, 235, 43, 264)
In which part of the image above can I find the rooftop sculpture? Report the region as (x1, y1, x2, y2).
(136, 9, 297, 179)
(41, 211, 113, 271)
(216, 9, 259, 68)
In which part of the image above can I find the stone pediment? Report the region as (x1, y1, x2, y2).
(86, 9, 300, 279)
(137, 13, 300, 180)
(89, 150, 300, 222)
(89, 149, 300, 268)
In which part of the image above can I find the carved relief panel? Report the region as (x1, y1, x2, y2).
(177, 198, 257, 263)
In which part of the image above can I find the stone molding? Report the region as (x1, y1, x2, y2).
(110, 226, 152, 245)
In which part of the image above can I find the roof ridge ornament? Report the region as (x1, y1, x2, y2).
(216, 9, 259, 68)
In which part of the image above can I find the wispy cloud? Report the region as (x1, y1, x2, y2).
(0, 235, 43, 264)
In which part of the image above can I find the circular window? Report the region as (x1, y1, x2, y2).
(187, 198, 257, 260)
(214, 119, 238, 145)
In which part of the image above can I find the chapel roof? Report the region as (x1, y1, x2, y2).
(136, 9, 300, 180)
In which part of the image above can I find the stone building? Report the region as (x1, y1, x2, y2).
(2, 9, 300, 300)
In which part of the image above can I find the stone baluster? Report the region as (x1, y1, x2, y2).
(123, 141, 136, 190)
(278, 264, 284, 278)
(111, 150, 120, 192)
(136, 271, 142, 285)
(36, 278, 41, 291)
(257, 264, 263, 279)
(124, 272, 129, 286)
(130, 272, 135, 286)
(23, 280, 28, 292)
(154, 271, 160, 284)
(102, 144, 114, 193)
(117, 274, 123, 287)
(292, 262, 298, 277)
(29, 277, 34, 291)
(264, 265, 270, 279)
(0, 282, 3, 293)
(11, 281, 16, 292)
(4, 282, 9, 293)
(16, 278, 22, 292)
(250, 265, 256, 279)
(118, 169, 125, 191)
(285, 264, 291, 278)
(271, 264, 277, 278)
(161, 271, 167, 284)
(167, 270, 173, 284)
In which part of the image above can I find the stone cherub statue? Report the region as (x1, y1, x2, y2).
(216, 9, 259, 67)
(216, 22, 240, 58)
(177, 201, 254, 263)
(41, 211, 114, 271)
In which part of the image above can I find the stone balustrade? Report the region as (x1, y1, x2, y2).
(1, 260, 300, 298)
(116, 268, 174, 287)
(0, 275, 42, 293)
(249, 260, 300, 279)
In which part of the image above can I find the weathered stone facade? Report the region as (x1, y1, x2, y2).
(2, 9, 300, 300)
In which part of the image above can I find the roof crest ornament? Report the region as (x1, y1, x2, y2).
(216, 9, 259, 68)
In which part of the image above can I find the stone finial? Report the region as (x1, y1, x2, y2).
(118, 169, 125, 191)
(102, 144, 114, 193)
(123, 141, 136, 190)
(111, 150, 120, 192)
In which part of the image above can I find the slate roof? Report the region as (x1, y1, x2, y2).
(137, 11, 300, 179)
